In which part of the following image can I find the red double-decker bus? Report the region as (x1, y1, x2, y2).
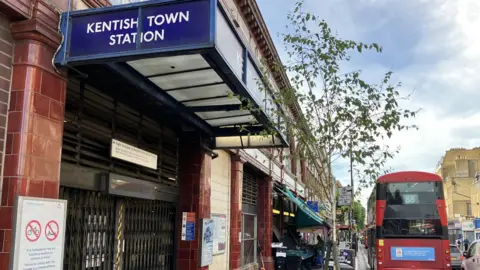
(366, 171, 450, 270)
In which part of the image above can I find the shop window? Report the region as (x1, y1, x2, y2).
(241, 213, 257, 266)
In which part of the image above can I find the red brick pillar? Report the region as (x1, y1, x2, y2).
(176, 140, 212, 270)
(230, 155, 244, 270)
(0, 4, 66, 268)
(258, 176, 274, 270)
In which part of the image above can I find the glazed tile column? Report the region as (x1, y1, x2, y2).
(176, 138, 212, 270)
(229, 155, 244, 270)
(0, 3, 66, 268)
(258, 176, 273, 270)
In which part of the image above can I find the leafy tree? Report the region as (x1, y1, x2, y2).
(237, 0, 419, 267)
(352, 200, 366, 230)
(337, 201, 365, 230)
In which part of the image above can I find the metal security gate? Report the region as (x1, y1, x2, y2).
(123, 199, 175, 269)
(61, 187, 176, 270)
(61, 187, 116, 270)
(60, 80, 179, 270)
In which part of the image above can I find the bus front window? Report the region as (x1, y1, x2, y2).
(381, 181, 444, 238)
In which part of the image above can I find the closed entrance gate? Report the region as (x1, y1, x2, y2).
(60, 187, 176, 270)
(60, 80, 179, 270)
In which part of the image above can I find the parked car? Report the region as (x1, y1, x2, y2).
(450, 244, 462, 270)
(462, 240, 480, 270)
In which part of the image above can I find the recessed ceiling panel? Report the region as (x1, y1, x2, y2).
(127, 54, 210, 76)
(150, 69, 223, 90)
(183, 97, 241, 107)
(196, 110, 249, 120)
(167, 84, 233, 102)
(206, 115, 255, 127)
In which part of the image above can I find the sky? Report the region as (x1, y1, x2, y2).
(256, 0, 480, 208)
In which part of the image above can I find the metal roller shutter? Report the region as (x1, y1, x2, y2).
(62, 80, 179, 185)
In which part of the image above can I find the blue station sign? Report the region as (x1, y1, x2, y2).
(58, 0, 214, 64)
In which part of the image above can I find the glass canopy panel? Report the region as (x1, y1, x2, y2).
(196, 110, 249, 120)
(183, 97, 241, 107)
(206, 115, 255, 127)
(215, 6, 244, 80)
(127, 54, 210, 76)
(265, 92, 277, 123)
(246, 58, 265, 111)
(215, 135, 283, 148)
(149, 69, 223, 90)
(167, 84, 233, 102)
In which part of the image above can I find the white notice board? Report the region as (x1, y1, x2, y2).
(212, 213, 227, 255)
(10, 196, 68, 270)
(199, 219, 214, 267)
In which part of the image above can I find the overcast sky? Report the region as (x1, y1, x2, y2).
(257, 0, 480, 208)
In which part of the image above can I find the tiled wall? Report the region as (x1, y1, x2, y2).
(0, 13, 12, 220)
(210, 150, 231, 270)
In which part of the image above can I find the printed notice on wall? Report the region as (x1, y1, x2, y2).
(212, 214, 226, 255)
(111, 139, 158, 170)
(10, 196, 68, 270)
(181, 212, 196, 241)
(200, 219, 214, 267)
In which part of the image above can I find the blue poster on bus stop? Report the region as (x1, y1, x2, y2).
(390, 247, 435, 261)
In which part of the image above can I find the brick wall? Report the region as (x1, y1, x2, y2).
(0, 13, 12, 213)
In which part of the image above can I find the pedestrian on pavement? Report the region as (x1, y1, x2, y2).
(456, 236, 462, 250)
(351, 233, 358, 254)
(464, 238, 470, 251)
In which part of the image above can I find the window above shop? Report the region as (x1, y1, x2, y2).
(55, 0, 288, 149)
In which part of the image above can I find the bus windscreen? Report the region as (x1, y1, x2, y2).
(381, 181, 444, 238)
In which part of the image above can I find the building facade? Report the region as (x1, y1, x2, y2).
(0, 0, 332, 269)
(436, 148, 480, 220)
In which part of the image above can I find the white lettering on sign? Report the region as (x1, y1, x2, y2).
(111, 139, 158, 170)
(11, 197, 67, 270)
(85, 11, 190, 46)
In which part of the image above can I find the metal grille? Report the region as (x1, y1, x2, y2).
(123, 199, 175, 270)
(60, 187, 116, 270)
(61, 187, 176, 270)
(242, 168, 258, 205)
(62, 80, 179, 185)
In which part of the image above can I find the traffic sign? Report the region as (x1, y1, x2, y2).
(25, 220, 41, 242)
(338, 186, 353, 206)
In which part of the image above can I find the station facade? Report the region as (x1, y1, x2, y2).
(0, 0, 331, 269)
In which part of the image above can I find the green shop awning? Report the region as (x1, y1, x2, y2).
(276, 187, 326, 229)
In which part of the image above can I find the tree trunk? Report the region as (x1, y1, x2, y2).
(323, 240, 332, 270)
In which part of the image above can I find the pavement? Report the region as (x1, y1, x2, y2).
(315, 246, 370, 270)
(356, 246, 370, 269)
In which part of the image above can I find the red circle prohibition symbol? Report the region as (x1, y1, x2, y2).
(25, 220, 41, 242)
(45, 220, 59, 241)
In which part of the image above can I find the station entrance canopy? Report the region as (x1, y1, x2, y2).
(55, 0, 288, 149)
